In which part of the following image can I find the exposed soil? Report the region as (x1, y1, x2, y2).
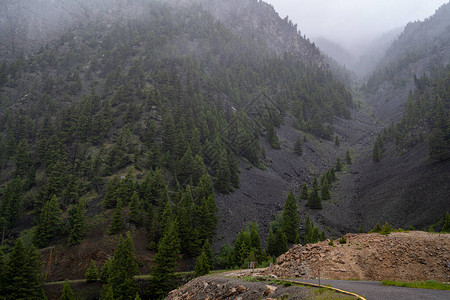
(272, 231, 450, 282)
(40, 212, 157, 282)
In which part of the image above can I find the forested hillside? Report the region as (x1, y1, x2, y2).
(0, 0, 354, 298)
(365, 2, 450, 93)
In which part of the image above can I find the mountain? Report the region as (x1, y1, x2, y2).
(314, 37, 355, 70)
(365, 1, 450, 121)
(0, 0, 449, 298)
(327, 2, 450, 234)
(0, 0, 355, 296)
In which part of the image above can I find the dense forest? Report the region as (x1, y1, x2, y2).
(0, 1, 353, 298)
(372, 64, 450, 162)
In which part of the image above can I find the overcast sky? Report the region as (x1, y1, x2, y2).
(264, 0, 449, 51)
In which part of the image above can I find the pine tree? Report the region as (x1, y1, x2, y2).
(99, 285, 114, 300)
(321, 178, 331, 200)
(129, 191, 143, 225)
(282, 191, 300, 244)
(336, 157, 343, 171)
(85, 260, 99, 283)
(293, 137, 303, 155)
(2, 177, 23, 228)
(194, 251, 210, 277)
(306, 177, 322, 209)
(299, 183, 309, 200)
(99, 259, 112, 284)
(33, 195, 62, 248)
(249, 223, 262, 254)
(201, 239, 214, 269)
(150, 221, 181, 298)
(274, 229, 288, 257)
(109, 200, 124, 235)
(266, 228, 277, 257)
(214, 149, 232, 194)
(327, 168, 337, 183)
(0, 239, 43, 299)
(443, 212, 450, 233)
(68, 202, 86, 245)
(372, 140, 381, 162)
(60, 280, 75, 300)
(266, 121, 280, 149)
(177, 186, 198, 255)
(335, 136, 340, 147)
(346, 150, 352, 164)
(108, 232, 138, 300)
(228, 153, 240, 189)
(103, 177, 119, 209)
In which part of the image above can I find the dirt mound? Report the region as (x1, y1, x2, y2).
(166, 275, 311, 300)
(272, 231, 450, 282)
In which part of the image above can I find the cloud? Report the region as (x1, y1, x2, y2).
(264, 0, 448, 50)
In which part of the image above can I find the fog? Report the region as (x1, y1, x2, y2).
(264, 0, 448, 58)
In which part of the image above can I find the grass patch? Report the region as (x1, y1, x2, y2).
(381, 280, 450, 290)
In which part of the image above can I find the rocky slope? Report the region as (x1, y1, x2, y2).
(273, 231, 450, 282)
(166, 275, 312, 300)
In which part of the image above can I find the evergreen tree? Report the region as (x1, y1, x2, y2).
(60, 280, 75, 300)
(345, 150, 352, 164)
(15, 139, 31, 177)
(150, 221, 181, 298)
(1, 177, 23, 228)
(68, 202, 86, 245)
(306, 177, 322, 209)
(442, 212, 450, 232)
(129, 191, 143, 225)
(228, 153, 240, 189)
(327, 168, 337, 183)
(99, 259, 112, 284)
(293, 137, 303, 155)
(109, 200, 124, 235)
(299, 183, 309, 200)
(195, 196, 217, 244)
(214, 149, 232, 194)
(336, 157, 343, 171)
(249, 222, 262, 254)
(266, 228, 277, 257)
(266, 121, 280, 149)
(321, 178, 331, 200)
(194, 251, 210, 277)
(303, 215, 323, 244)
(0, 239, 43, 299)
(99, 285, 114, 300)
(177, 186, 199, 255)
(372, 140, 381, 162)
(103, 177, 119, 209)
(335, 136, 340, 147)
(85, 260, 99, 283)
(33, 195, 62, 248)
(108, 232, 138, 300)
(274, 228, 288, 257)
(201, 239, 214, 269)
(282, 191, 300, 244)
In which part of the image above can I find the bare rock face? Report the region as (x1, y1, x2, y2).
(272, 232, 450, 282)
